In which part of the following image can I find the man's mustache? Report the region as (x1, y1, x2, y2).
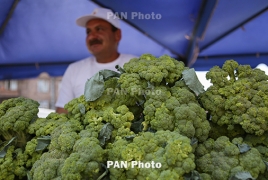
(89, 39, 102, 46)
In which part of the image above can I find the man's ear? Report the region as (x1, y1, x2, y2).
(115, 29, 122, 42)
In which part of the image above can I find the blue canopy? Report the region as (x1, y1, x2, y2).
(0, 0, 267, 80)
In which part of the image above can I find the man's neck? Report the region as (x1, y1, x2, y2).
(95, 52, 120, 63)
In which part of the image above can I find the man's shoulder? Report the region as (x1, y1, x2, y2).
(119, 54, 138, 63)
(120, 54, 138, 60)
(68, 57, 94, 68)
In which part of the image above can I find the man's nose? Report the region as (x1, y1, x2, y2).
(87, 31, 98, 40)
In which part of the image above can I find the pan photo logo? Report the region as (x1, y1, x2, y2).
(107, 12, 162, 20)
(107, 161, 162, 168)
(106, 87, 162, 96)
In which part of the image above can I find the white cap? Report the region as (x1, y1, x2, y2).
(76, 8, 120, 29)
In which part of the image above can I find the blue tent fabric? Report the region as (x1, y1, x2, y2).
(0, 0, 268, 80)
(0, 0, 15, 30)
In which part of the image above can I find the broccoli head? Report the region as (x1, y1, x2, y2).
(123, 54, 185, 85)
(107, 130, 195, 180)
(0, 97, 39, 147)
(200, 59, 268, 136)
(195, 136, 266, 179)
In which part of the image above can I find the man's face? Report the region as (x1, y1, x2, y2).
(85, 19, 121, 56)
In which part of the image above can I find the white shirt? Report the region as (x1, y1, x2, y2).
(55, 54, 137, 108)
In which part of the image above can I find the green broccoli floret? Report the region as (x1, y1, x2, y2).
(143, 83, 209, 142)
(87, 77, 118, 109)
(205, 65, 230, 88)
(252, 144, 268, 180)
(48, 120, 82, 153)
(221, 59, 239, 82)
(174, 102, 210, 142)
(170, 82, 198, 104)
(159, 55, 186, 84)
(118, 73, 148, 97)
(123, 54, 185, 85)
(142, 85, 175, 131)
(83, 104, 136, 143)
(0, 97, 45, 180)
(105, 138, 129, 180)
(0, 97, 39, 148)
(60, 131, 107, 180)
(30, 149, 69, 180)
(244, 132, 268, 148)
(103, 105, 134, 129)
(0, 145, 17, 180)
(150, 103, 175, 131)
(200, 59, 268, 136)
(107, 130, 195, 180)
(231, 137, 266, 178)
(0, 138, 45, 180)
(85, 76, 139, 111)
(27, 112, 68, 136)
(103, 105, 136, 140)
(208, 122, 246, 140)
(23, 138, 44, 168)
(30, 126, 105, 180)
(64, 95, 90, 121)
(83, 108, 104, 133)
(195, 136, 266, 179)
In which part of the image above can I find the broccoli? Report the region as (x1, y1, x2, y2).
(0, 97, 49, 179)
(84, 77, 139, 111)
(118, 73, 148, 97)
(64, 95, 90, 121)
(0, 145, 17, 180)
(200, 59, 268, 136)
(103, 105, 136, 140)
(123, 54, 185, 85)
(60, 131, 107, 180)
(208, 122, 246, 140)
(30, 149, 69, 180)
(29, 76, 139, 179)
(103, 105, 134, 129)
(8, 56, 268, 180)
(0, 137, 45, 180)
(116, 55, 208, 142)
(0, 97, 39, 147)
(107, 130, 195, 180)
(243, 132, 268, 148)
(27, 112, 69, 136)
(83, 108, 104, 133)
(195, 136, 266, 179)
(31, 126, 107, 180)
(84, 103, 136, 143)
(253, 145, 268, 179)
(48, 120, 82, 153)
(143, 82, 210, 142)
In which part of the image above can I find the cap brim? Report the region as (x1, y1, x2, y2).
(76, 15, 96, 27)
(76, 15, 120, 29)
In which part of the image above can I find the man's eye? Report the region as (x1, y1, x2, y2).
(86, 30, 91, 35)
(97, 27, 104, 31)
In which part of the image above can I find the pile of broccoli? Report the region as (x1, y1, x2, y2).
(1, 55, 268, 180)
(0, 97, 47, 179)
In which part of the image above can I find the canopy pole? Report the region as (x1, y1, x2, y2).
(200, 6, 268, 52)
(0, 0, 20, 35)
(185, 0, 218, 68)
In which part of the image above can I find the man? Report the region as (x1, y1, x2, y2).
(55, 8, 136, 113)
